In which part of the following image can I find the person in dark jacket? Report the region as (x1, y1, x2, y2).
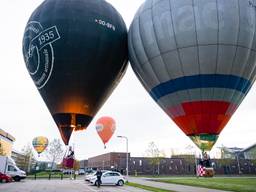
(202, 152, 211, 168)
(67, 146, 74, 159)
(96, 168, 102, 188)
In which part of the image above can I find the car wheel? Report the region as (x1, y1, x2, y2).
(2, 179, 7, 183)
(117, 180, 124, 186)
(13, 176, 20, 182)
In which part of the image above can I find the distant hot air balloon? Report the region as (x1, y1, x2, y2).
(128, 0, 256, 151)
(32, 136, 48, 156)
(22, 0, 128, 145)
(96, 116, 116, 148)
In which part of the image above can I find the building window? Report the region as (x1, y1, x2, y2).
(139, 160, 142, 166)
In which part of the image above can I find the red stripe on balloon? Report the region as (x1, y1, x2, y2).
(167, 101, 235, 135)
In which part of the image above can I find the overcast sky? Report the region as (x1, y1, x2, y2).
(0, 0, 255, 160)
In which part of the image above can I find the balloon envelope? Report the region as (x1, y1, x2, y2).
(128, 0, 256, 151)
(96, 116, 116, 146)
(23, 0, 128, 145)
(32, 136, 48, 154)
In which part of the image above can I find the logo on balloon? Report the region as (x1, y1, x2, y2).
(96, 124, 104, 132)
(23, 21, 60, 89)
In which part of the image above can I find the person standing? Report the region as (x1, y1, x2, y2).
(96, 168, 102, 188)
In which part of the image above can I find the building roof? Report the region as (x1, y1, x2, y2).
(220, 143, 256, 154)
(12, 149, 26, 156)
(242, 143, 256, 152)
(0, 128, 15, 142)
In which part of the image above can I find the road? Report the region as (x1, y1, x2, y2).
(0, 179, 149, 192)
(0, 177, 234, 192)
(128, 177, 231, 192)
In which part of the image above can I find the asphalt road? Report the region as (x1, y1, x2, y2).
(128, 177, 231, 192)
(0, 179, 149, 192)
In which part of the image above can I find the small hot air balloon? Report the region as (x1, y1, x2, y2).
(32, 136, 48, 156)
(22, 0, 128, 145)
(128, 0, 256, 151)
(96, 116, 116, 148)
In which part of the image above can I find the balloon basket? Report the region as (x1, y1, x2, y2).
(62, 158, 74, 169)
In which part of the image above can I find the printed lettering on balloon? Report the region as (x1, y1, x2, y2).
(23, 21, 60, 89)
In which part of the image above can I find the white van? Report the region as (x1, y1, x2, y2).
(0, 156, 26, 181)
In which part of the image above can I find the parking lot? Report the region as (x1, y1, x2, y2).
(0, 179, 149, 192)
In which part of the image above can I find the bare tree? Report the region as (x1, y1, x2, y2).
(46, 139, 65, 170)
(21, 143, 35, 172)
(145, 142, 165, 175)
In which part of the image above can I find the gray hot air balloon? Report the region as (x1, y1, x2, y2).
(128, 0, 256, 151)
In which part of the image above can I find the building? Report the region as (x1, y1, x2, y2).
(79, 159, 88, 170)
(36, 161, 57, 171)
(242, 143, 256, 160)
(0, 128, 15, 156)
(11, 150, 28, 171)
(11, 150, 37, 172)
(87, 152, 195, 175)
(88, 152, 129, 173)
(220, 147, 244, 159)
(220, 144, 256, 160)
(86, 151, 256, 176)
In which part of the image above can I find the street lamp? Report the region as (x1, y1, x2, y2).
(117, 135, 129, 177)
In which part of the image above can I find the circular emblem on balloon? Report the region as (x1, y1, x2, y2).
(22, 21, 60, 89)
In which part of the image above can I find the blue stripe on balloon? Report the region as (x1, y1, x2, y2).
(150, 74, 251, 101)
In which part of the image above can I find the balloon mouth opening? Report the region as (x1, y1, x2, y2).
(188, 134, 219, 152)
(53, 113, 93, 145)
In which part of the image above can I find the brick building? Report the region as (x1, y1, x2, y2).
(88, 152, 129, 173)
(79, 159, 88, 170)
(85, 152, 256, 175)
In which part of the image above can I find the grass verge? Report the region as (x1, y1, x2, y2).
(126, 182, 175, 192)
(156, 177, 256, 192)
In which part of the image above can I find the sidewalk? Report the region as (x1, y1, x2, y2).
(128, 177, 231, 192)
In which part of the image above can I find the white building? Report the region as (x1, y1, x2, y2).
(0, 128, 15, 156)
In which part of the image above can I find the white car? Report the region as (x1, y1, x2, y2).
(90, 171, 126, 186)
(85, 170, 109, 182)
(78, 169, 85, 175)
(85, 171, 96, 182)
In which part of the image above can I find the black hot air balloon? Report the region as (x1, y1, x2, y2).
(22, 0, 128, 145)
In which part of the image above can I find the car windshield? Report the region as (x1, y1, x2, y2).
(14, 166, 20, 171)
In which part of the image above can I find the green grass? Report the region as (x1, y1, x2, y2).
(156, 177, 256, 192)
(126, 182, 175, 192)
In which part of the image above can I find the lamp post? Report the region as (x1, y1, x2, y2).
(117, 136, 129, 177)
